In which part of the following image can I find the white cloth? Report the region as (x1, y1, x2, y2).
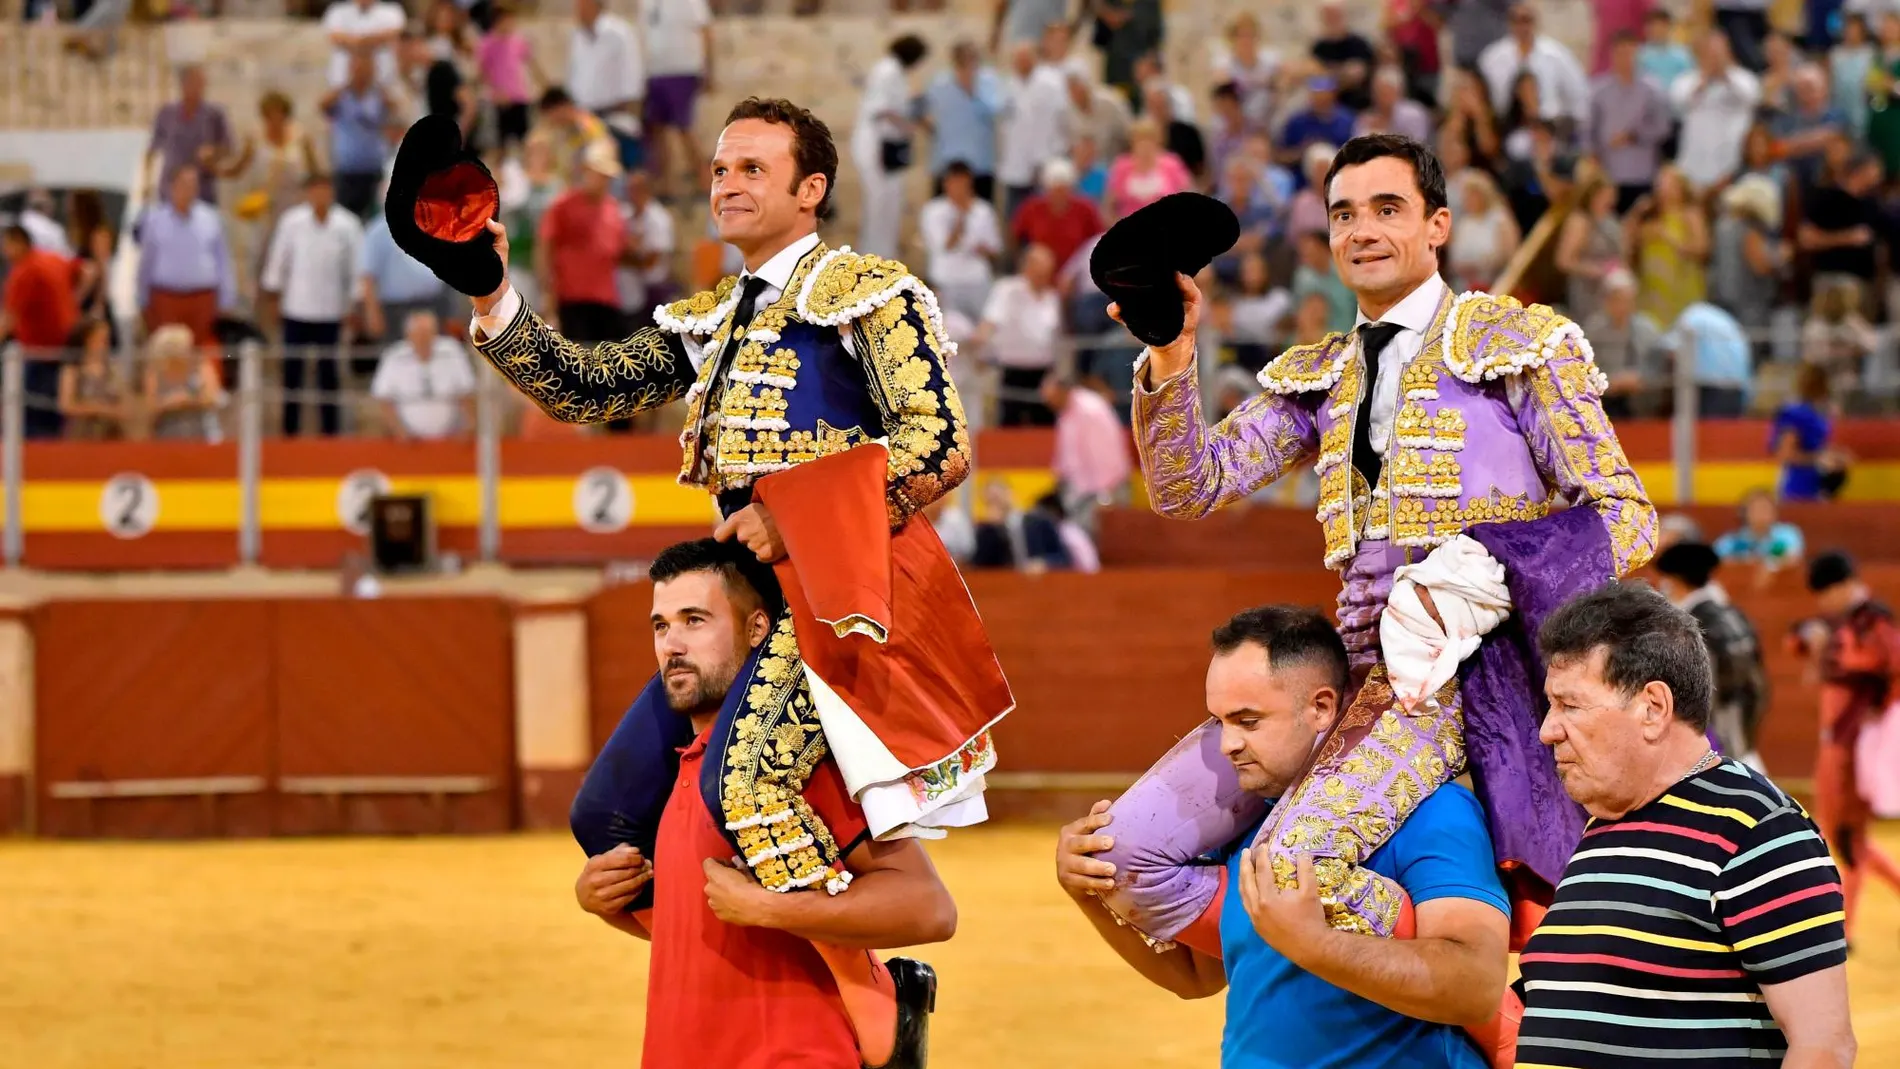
(918, 195, 1001, 314)
(1380, 535, 1513, 709)
(640, 0, 712, 76)
(322, 0, 405, 88)
(1354, 272, 1448, 456)
(979, 275, 1063, 369)
(568, 13, 644, 113)
(998, 62, 1072, 187)
(1671, 66, 1762, 190)
(1477, 34, 1592, 122)
(370, 336, 477, 438)
(614, 199, 677, 312)
(853, 55, 913, 155)
(262, 203, 364, 323)
(19, 209, 72, 258)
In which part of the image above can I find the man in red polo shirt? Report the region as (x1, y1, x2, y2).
(536, 138, 633, 343)
(1, 224, 79, 438)
(574, 538, 957, 1069)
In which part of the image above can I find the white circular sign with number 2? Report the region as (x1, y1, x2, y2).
(573, 467, 634, 533)
(337, 469, 393, 536)
(99, 473, 159, 539)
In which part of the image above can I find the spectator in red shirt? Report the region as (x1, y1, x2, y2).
(1, 224, 80, 438)
(1010, 157, 1103, 276)
(537, 138, 632, 343)
(573, 539, 955, 1069)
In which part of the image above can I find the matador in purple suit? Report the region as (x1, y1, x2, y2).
(1082, 137, 1658, 1035)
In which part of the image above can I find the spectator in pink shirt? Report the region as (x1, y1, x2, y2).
(1591, 0, 1654, 75)
(1042, 374, 1132, 533)
(475, 4, 546, 151)
(1105, 117, 1194, 220)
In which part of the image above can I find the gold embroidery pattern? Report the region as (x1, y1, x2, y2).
(662, 275, 740, 334)
(1388, 449, 1464, 500)
(719, 615, 849, 894)
(1521, 334, 1658, 575)
(1442, 293, 1567, 383)
(1132, 365, 1320, 518)
(849, 291, 974, 524)
(1258, 333, 1352, 394)
(1392, 401, 1467, 452)
(1390, 489, 1550, 547)
(1398, 359, 1441, 400)
(475, 305, 690, 424)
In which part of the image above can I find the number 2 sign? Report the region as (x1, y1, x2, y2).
(572, 467, 633, 534)
(98, 473, 159, 539)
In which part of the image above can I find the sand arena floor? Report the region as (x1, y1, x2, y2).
(4, 823, 1900, 1068)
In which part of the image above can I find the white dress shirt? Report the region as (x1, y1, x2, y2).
(568, 13, 644, 116)
(371, 336, 478, 438)
(852, 56, 913, 161)
(263, 202, 365, 323)
(918, 196, 1001, 292)
(1477, 34, 1591, 122)
(321, 0, 406, 87)
(641, 0, 712, 77)
(978, 274, 1062, 370)
(1671, 65, 1762, 191)
(997, 62, 1072, 188)
(1354, 272, 1448, 457)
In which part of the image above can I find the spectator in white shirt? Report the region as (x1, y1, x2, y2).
(568, 0, 645, 173)
(918, 161, 1003, 323)
(972, 243, 1063, 426)
(1671, 31, 1762, 192)
(1477, 2, 1590, 125)
(851, 35, 931, 260)
(371, 310, 478, 440)
(641, 0, 714, 200)
(999, 28, 1076, 224)
(322, 0, 406, 88)
(617, 169, 678, 327)
(262, 174, 365, 437)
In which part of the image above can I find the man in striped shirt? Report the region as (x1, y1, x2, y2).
(1517, 583, 1854, 1069)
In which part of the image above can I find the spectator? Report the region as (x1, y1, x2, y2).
(1833, 14, 1876, 140)
(640, 0, 713, 199)
(1284, 142, 1336, 239)
(921, 40, 1006, 203)
(1213, 157, 1280, 282)
(1093, 0, 1162, 103)
(1130, 52, 1195, 124)
(1446, 169, 1520, 293)
(1659, 301, 1753, 417)
(919, 161, 1003, 323)
(141, 323, 222, 442)
(1756, 31, 1799, 115)
(262, 174, 365, 437)
(1384, 0, 1442, 104)
(1522, 585, 1850, 1068)
(1500, 120, 1565, 236)
(1065, 63, 1132, 161)
(567, 0, 645, 173)
(1277, 76, 1356, 171)
(1799, 150, 1883, 318)
(1672, 32, 1762, 192)
(1354, 66, 1432, 143)
(475, 4, 545, 153)
(1291, 228, 1355, 334)
(1206, 83, 1255, 185)
(538, 140, 630, 346)
(1555, 181, 1625, 323)
(423, 2, 477, 77)
(58, 319, 128, 441)
(536, 87, 616, 185)
(0, 224, 78, 439)
(1712, 0, 1773, 72)
(618, 170, 677, 326)
(1104, 117, 1192, 220)
(358, 195, 452, 346)
(1500, 70, 1557, 162)
(13, 191, 70, 259)
(1217, 251, 1291, 372)
(1037, 492, 1099, 572)
(1637, 7, 1694, 94)
(138, 167, 236, 354)
(1140, 81, 1205, 179)
(852, 34, 929, 260)
(1478, 2, 1590, 125)
(973, 243, 1063, 426)
(1628, 164, 1709, 326)
(1774, 67, 1849, 187)
(1590, 0, 1655, 75)
(1591, 32, 1672, 209)
(146, 64, 233, 206)
(370, 310, 477, 440)
(1042, 374, 1130, 528)
(1439, 67, 1504, 173)
(1070, 134, 1110, 205)
(1011, 157, 1103, 282)
(1446, 0, 1514, 73)
(1655, 541, 1769, 769)
(924, 493, 977, 564)
(992, 0, 1074, 52)
(322, 50, 398, 220)
(999, 31, 1072, 224)
(1656, 511, 1705, 552)
(1715, 488, 1806, 576)
(972, 478, 1062, 570)
(1708, 174, 1786, 348)
(1309, 1, 1376, 110)
(1868, 14, 1900, 178)
(1800, 281, 1877, 406)
(497, 131, 565, 310)
(1289, 288, 1334, 345)
(321, 0, 406, 88)
(1582, 268, 1661, 419)
(1773, 363, 1844, 503)
(68, 202, 114, 338)
(226, 91, 319, 291)
(1213, 12, 1280, 128)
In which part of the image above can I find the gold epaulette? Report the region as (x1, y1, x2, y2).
(795, 247, 927, 327)
(1256, 332, 1352, 395)
(655, 275, 740, 336)
(1440, 291, 1600, 387)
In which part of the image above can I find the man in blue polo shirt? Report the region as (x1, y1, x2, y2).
(1056, 605, 1510, 1068)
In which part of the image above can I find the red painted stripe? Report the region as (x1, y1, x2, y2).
(1583, 821, 1739, 854)
(263, 438, 476, 477)
(1518, 952, 1746, 979)
(24, 441, 239, 479)
(1722, 883, 1843, 927)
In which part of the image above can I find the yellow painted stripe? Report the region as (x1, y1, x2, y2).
(1532, 924, 1730, 953)
(1631, 460, 1900, 504)
(1731, 910, 1846, 952)
(1660, 795, 1760, 829)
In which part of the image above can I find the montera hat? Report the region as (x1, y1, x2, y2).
(1089, 192, 1240, 348)
(385, 115, 504, 298)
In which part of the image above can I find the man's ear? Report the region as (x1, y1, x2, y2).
(1307, 683, 1341, 736)
(1427, 205, 1453, 257)
(798, 173, 827, 214)
(747, 607, 771, 649)
(1639, 681, 1676, 742)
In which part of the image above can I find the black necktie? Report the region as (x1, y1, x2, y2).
(1352, 321, 1403, 489)
(704, 274, 772, 417)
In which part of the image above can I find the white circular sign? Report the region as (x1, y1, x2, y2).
(99, 473, 159, 539)
(573, 467, 634, 533)
(337, 469, 393, 536)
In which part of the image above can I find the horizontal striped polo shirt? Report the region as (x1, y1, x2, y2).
(1515, 757, 1847, 1069)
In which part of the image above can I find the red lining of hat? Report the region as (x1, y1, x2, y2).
(414, 162, 498, 244)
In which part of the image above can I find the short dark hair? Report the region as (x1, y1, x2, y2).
(891, 34, 929, 67)
(648, 538, 784, 618)
(1322, 133, 1450, 216)
(1808, 551, 1857, 593)
(538, 86, 573, 111)
(1211, 605, 1350, 699)
(1645, 7, 1672, 22)
(1212, 81, 1240, 102)
(2, 224, 30, 247)
(1612, 28, 1641, 46)
(1538, 583, 1714, 731)
(943, 160, 974, 181)
(724, 96, 840, 222)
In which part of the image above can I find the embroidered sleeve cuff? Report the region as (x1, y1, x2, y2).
(1132, 347, 1197, 397)
(470, 286, 520, 344)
